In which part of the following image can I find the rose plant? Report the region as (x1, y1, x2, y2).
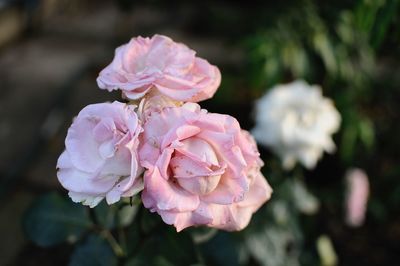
(54, 34, 271, 233)
(24, 34, 275, 266)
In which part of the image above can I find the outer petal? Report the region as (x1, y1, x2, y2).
(65, 116, 103, 173)
(187, 59, 221, 102)
(209, 173, 272, 231)
(158, 202, 213, 232)
(236, 172, 273, 209)
(68, 192, 104, 208)
(200, 172, 247, 205)
(57, 152, 118, 195)
(142, 167, 200, 212)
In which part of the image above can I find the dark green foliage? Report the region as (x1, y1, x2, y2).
(125, 227, 199, 266)
(199, 232, 241, 266)
(69, 235, 117, 266)
(23, 193, 91, 247)
(94, 201, 138, 230)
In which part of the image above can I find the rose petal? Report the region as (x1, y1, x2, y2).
(143, 167, 200, 212)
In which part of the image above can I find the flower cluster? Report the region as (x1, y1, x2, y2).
(57, 35, 272, 231)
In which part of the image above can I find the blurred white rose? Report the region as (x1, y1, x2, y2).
(252, 80, 341, 170)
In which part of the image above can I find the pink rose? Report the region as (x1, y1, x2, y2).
(57, 101, 144, 207)
(96, 35, 221, 102)
(345, 168, 369, 227)
(139, 103, 272, 231)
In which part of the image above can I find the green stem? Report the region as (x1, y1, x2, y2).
(102, 230, 125, 257)
(118, 227, 127, 254)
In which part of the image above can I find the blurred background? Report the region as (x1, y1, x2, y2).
(0, 0, 399, 265)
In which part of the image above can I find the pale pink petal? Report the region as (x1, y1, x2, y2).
(160, 125, 201, 149)
(345, 169, 369, 227)
(65, 116, 103, 172)
(57, 167, 117, 195)
(69, 192, 103, 208)
(209, 173, 272, 231)
(143, 167, 200, 212)
(170, 154, 224, 179)
(173, 137, 220, 166)
(200, 173, 248, 205)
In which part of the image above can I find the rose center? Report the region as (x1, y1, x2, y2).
(170, 138, 223, 195)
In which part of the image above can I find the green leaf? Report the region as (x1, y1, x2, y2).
(368, 199, 387, 222)
(125, 222, 140, 256)
(94, 201, 138, 230)
(23, 193, 91, 247)
(245, 225, 301, 266)
(125, 227, 199, 266)
(94, 202, 117, 230)
(340, 123, 358, 162)
(243, 180, 305, 266)
(358, 117, 375, 151)
(200, 231, 242, 266)
(313, 33, 337, 75)
(291, 178, 320, 215)
(118, 204, 138, 227)
(271, 200, 291, 225)
(371, 0, 399, 48)
(69, 235, 117, 266)
(140, 208, 162, 234)
(188, 227, 218, 244)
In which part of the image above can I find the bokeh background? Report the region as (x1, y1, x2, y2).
(0, 0, 399, 265)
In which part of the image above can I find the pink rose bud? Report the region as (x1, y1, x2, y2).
(97, 35, 221, 102)
(139, 103, 272, 232)
(56, 101, 144, 207)
(137, 92, 182, 122)
(345, 168, 369, 227)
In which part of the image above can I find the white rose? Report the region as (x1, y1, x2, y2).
(252, 80, 341, 170)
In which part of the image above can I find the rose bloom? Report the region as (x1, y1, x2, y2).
(345, 168, 369, 227)
(97, 34, 221, 102)
(57, 101, 143, 207)
(252, 80, 341, 170)
(139, 103, 272, 231)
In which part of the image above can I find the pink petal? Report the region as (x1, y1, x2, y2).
(201, 172, 248, 205)
(143, 167, 200, 212)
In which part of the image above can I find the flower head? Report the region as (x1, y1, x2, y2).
(97, 35, 221, 102)
(57, 101, 143, 207)
(139, 103, 272, 231)
(252, 80, 341, 169)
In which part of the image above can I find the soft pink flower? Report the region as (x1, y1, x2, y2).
(345, 168, 369, 227)
(97, 35, 221, 102)
(57, 101, 144, 207)
(139, 103, 272, 231)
